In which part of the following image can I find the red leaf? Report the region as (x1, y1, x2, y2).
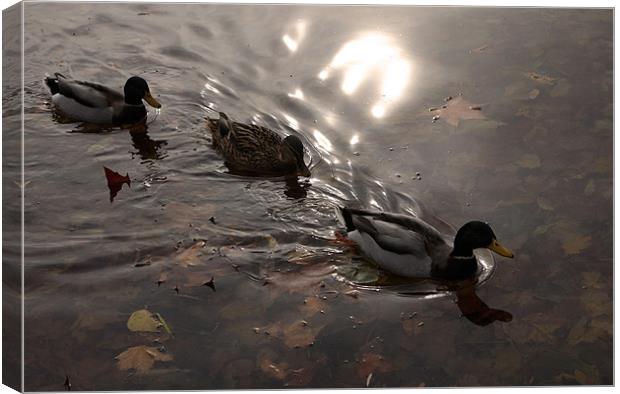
(103, 167, 131, 202)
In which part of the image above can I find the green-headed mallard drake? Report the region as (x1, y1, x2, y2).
(339, 207, 514, 279)
(207, 112, 311, 177)
(44, 73, 161, 125)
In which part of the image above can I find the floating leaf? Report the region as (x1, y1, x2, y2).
(430, 96, 486, 127)
(115, 345, 173, 374)
(561, 234, 592, 255)
(176, 241, 206, 267)
(528, 89, 540, 99)
(127, 309, 161, 333)
(103, 167, 130, 202)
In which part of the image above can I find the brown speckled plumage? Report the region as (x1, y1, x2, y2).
(207, 113, 311, 177)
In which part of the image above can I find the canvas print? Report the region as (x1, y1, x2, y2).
(2, 1, 613, 391)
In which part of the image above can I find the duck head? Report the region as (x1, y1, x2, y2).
(452, 221, 514, 259)
(124, 76, 161, 108)
(283, 135, 311, 177)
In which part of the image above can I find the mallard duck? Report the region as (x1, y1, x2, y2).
(339, 207, 514, 279)
(44, 73, 161, 125)
(206, 112, 311, 177)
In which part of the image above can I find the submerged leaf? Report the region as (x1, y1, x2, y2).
(115, 345, 173, 374)
(264, 320, 326, 348)
(561, 234, 592, 255)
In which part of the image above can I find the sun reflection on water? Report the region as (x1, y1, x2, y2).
(282, 20, 307, 52)
(319, 32, 412, 118)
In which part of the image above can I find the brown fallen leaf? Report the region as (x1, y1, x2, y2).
(428, 96, 486, 127)
(115, 345, 173, 374)
(175, 241, 207, 267)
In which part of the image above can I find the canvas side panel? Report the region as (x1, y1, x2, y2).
(3, 2, 23, 392)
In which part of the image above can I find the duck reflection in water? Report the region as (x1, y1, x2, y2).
(454, 280, 513, 326)
(392, 279, 512, 327)
(127, 123, 168, 161)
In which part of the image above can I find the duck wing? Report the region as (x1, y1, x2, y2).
(350, 215, 429, 257)
(229, 122, 283, 155)
(56, 75, 123, 108)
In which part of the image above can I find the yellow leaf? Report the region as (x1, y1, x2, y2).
(127, 309, 160, 333)
(116, 345, 173, 374)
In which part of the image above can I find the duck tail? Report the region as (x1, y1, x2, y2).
(44, 72, 66, 95)
(337, 207, 357, 232)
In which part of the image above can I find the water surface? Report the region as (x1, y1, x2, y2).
(10, 3, 613, 389)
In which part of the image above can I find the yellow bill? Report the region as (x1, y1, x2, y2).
(488, 239, 514, 258)
(144, 92, 161, 108)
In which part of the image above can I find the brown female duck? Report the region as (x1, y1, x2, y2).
(207, 112, 311, 177)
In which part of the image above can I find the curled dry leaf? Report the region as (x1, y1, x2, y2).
(115, 345, 173, 374)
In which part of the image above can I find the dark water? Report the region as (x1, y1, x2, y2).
(9, 3, 613, 390)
